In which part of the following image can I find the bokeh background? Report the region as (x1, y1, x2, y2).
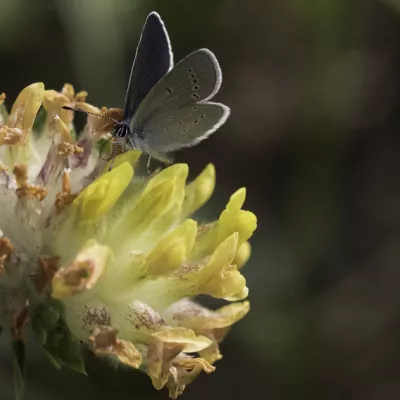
(2, 0, 400, 399)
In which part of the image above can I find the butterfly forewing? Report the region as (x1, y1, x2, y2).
(123, 12, 173, 122)
(132, 49, 222, 124)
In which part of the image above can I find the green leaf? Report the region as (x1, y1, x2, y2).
(12, 339, 26, 400)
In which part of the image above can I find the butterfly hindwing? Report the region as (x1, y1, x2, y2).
(136, 101, 230, 153)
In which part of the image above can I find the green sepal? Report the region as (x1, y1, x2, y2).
(42, 348, 62, 370)
(32, 299, 86, 375)
(45, 326, 65, 348)
(57, 335, 86, 374)
(33, 326, 47, 345)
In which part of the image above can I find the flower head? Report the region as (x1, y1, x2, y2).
(0, 83, 257, 398)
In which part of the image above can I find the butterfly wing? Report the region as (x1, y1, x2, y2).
(136, 101, 229, 153)
(123, 12, 173, 122)
(130, 49, 229, 152)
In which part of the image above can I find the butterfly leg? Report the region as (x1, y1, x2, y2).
(108, 137, 123, 171)
(146, 153, 153, 174)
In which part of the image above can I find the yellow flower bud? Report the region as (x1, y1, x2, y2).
(181, 163, 215, 219)
(145, 219, 197, 276)
(73, 162, 133, 222)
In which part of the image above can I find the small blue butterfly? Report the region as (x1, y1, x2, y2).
(64, 12, 229, 163)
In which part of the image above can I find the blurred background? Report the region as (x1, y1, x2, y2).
(2, 0, 400, 399)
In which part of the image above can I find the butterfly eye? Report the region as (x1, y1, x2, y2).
(164, 128, 169, 131)
(194, 120, 199, 124)
(182, 129, 187, 133)
(192, 78, 199, 84)
(187, 68, 194, 73)
(200, 114, 205, 118)
(177, 121, 183, 126)
(191, 93, 200, 99)
(168, 116, 173, 121)
(192, 106, 197, 110)
(192, 85, 200, 91)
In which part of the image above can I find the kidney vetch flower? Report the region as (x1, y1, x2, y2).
(0, 82, 257, 398)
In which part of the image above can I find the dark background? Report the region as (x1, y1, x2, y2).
(2, 0, 400, 399)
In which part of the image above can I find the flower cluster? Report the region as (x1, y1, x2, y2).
(0, 83, 257, 398)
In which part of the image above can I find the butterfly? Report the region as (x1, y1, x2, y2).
(64, 12, 230, 164)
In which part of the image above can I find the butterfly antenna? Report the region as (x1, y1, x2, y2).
(62, 106, 120, 124)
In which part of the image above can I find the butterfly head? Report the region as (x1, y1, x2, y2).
(114, 123, 131, 138)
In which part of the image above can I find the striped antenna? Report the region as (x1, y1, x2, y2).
(62, 106, 120, 124)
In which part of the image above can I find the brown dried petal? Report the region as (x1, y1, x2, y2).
(89, 326, 142, 369)
(0, 236, 14, 271)
(31, 256, 60, 294)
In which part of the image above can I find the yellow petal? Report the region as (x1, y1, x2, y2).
(42, 90, 69, 110)
(75, 91, 88, 102)
(72, 162, 133, 222)
(120, 165, 188, 242)
(0, 92, 6, 106)
(51, 239, 113, 299)
(147, 340, 185, 391)
(7, 82, 44, 133)
(233, 241, 251, 269)
(192, 188, 257, 260)
(145, 220, 197, 276)
(53, 115, 72, 142)
(181, 164, 215, 219)
(164, 300, 250, 331)
(144, 164, 188, 200)
(198, 341, 223, 364)
(218, 188, 257, 244)
(61, 83, 75, 100)
(224, 286, 249, 301)
(212, 301, 250, 328)
(152, 327, 212, 353)
(122, 179, 176, 237)
(166, 355, 215, 399)
(186, 233, 248, 299)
